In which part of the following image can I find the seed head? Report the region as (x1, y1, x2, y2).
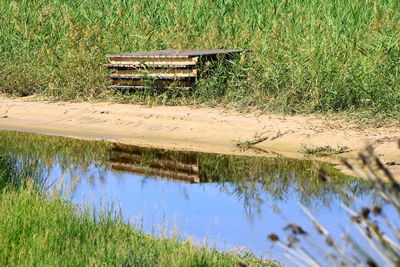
(361, 208, 370, 220)
(366, 259, 378, 267)
(268, 233, 279, 242)
(326, 237, 334, 247)
(284, 224, 307, 235)
(372, 206, 382, 215)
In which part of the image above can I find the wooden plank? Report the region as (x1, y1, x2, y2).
(106, 49, 244, 58)
(115, 68, 197, 77)
(104, 63, 196, 69)
(109, 74, 196, 80)
(110, 79, 194, 87)
(112, 79, 194, 86)
(107, 56, 198, 66)
(108, 85, 192, 91)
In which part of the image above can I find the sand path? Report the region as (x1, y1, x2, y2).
(0, 96, 399, 168)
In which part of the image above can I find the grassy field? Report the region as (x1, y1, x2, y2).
(0, 0, 399, 118)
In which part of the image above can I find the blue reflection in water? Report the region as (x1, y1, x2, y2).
(48, 163, 380, 266)
(2, 130, 394, 266)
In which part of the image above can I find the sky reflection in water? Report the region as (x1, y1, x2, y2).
(51, 161, 373, 266)
(0, 130, 379, 265)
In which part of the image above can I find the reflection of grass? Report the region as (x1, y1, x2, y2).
(118, 142, 369, 213)
(0, 130, 368, 210)
(198, 153, 366, 207)
(0, 184, 272, 266)
(0, 151, 48, 192)
(0, 130, 111, 171)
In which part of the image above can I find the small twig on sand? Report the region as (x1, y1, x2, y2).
(235, 134, 269, 149)
(270, 130, 294, 141)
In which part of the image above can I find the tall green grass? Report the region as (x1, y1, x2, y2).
(0, 185, 272, 266)
(0, 0, 399, 117)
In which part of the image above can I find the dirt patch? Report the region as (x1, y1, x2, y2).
(0, 96, 399, 174)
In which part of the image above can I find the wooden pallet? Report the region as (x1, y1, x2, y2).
(105, 49, 243, 90)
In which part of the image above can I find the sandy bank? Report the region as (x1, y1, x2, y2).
(0, 96, 399, 174)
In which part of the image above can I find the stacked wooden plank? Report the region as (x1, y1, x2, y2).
(105, 49, 243, 90)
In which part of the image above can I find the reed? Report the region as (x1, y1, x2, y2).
(268, 144, 400, 266)
(0, 0, 399, 118)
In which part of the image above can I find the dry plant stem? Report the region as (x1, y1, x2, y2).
(303, 235, 337, 264)
(301, 206, 359, 265)
(343, 233, 369, 265)
(271, 146, 400, 266)
(295, 245, 323, 267)
(300, 205, 346, 257)
(283, 253, 307, 267)
(344, 204, 399, 262)
(381, 215, 400, 241)
(342, 191, 400, 251)
(355, 155, 400, 212)
(353, 221, 395, 266)
(276, 240, 319, 266)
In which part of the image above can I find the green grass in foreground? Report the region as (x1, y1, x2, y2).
(0, 185, 272, 267)
(0, 0, 399, 119)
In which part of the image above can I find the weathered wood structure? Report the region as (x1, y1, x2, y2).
(105, 49, 243, 90)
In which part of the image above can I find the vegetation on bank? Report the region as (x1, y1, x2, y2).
(0, 156, 272, 266)
(0, 0, 399, 118)
(0, 186, 272, 266)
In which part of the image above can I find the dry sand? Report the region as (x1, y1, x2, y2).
(0, 96, 399, 174)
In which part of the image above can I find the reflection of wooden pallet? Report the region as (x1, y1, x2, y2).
(105, 49, 243, 90)
(109, 145, 201, 183)
(111, 164, 200, 184)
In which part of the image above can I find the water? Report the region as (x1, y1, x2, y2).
(0, 130, 384, 265)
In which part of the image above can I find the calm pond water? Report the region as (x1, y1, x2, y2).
(0, 130, 384, 266)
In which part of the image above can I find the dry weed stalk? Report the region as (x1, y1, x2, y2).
(268, 144, 400, 266)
